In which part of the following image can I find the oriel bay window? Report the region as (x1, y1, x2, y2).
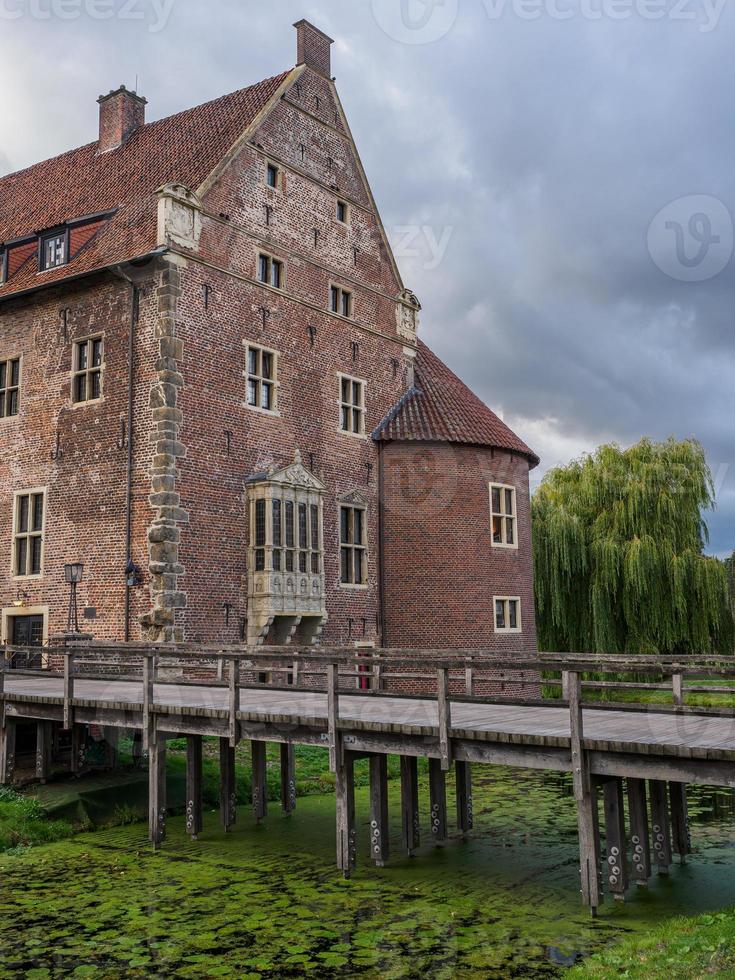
(13, 490, 45, 578)
(72, 336, 103, 404)
(490, 484, 517, 548)
(0, 358, 20, 418)
(340, 503, 367, 586)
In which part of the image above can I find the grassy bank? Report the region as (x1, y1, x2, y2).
(574, 909, 735, 978)
(0, 787, 73, 853)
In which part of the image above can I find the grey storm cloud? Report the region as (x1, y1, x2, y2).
(1, 0, 733, 553)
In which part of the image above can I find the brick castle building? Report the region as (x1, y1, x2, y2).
(0, 21, 539, 659)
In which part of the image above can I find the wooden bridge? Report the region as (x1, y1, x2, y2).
(2, 643, 734, 914)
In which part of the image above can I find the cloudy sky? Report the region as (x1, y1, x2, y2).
(1, 0, 733, 554)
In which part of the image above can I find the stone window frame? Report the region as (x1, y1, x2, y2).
(337, 372, 367, 438)
(494, 596, 522, 634)
(71, 333, 105, 406)
(11, 487, 47, 580)
(0, 355, 21, 420)
(489, 483, 518, 550)
(243, 340, 280, 416)
(336, 199, 350, 225)
(257, 251, 285, 291)
(329, 282, 354, 320)
(338, 496, 369, 590)
(265, 160, 282, 190)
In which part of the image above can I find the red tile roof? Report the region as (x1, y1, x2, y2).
(374, 341, 539, 466)
(0, 70, 291, 301)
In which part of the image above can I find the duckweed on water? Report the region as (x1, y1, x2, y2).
(1, 765, 734, 978)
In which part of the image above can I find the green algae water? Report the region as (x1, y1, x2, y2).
(1, 764, 734, 978)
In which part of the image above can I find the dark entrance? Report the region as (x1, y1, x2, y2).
(9, 614, 44, 668)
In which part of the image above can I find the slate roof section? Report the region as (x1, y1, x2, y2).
(373, 341, 539, 467)
(0, 71, 291, 300)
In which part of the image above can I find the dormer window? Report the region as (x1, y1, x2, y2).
(39, 231, 68, 271)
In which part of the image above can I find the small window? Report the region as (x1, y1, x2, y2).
(339, 375, 365, 435)
(266, 162, 279, 189)
(72, 337, 103, 404)
(330, 285, 353, 319)
(490, 484, 517, 548)
(336, 200, 349, 224)
(0, 358, 20, 418)
(340, 504, 367, 586)
(494, 597, 521, 633)
(258, 253, 283, 290)
(246, 343, 277, 413)
(13, 490, 45, 578)
(40, 232, 67, 271)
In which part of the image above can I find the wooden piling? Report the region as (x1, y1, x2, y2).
(252, 740, 268, 823)
(0, 718, 16, 785)
(185, 735, 203, 840)
(428, 758, 448, 843)
(669, 782, 691, 862)
(336, 750, 357, 876)
(627, 778, 651, 885)
(280, 743, 296, 814)
(400, 755, 420, 856)
(566, 670, 603, 913)
(35, 720, 52, 783)
(369, 754, 389, 866)
(71, 724, 86, 776)
(650, 779, 673, 874)
(219, 738, 237, 832)
(603, 778, 628, 900)
(148, 732, 167, 849)
(105, 727, 119, 770)
(455, 760, 473, 836)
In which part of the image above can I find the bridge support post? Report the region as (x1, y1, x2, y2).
(219, 738, 237, 832)
(185, 735, 203, 840)
(455, 761, 473, 837)
(252, 740, 268, 823)
(650, 780, 672, 874)
(400, 755, 420, 856)
(369, 754, 389, 866)
(280, 743, 296, 814)
(566, 669, 603, 914)
(336, 750, 356, 877)
(429, 758, 448, 843)
(70, 724, 87, 776)
(105, 727, 119, 770)
(669, 783, 691, 862)
(35, 720, 52, 783)
(627, 778, 651, 886)
(603, 778, 628, 900)
(0, 718, 16, 785)
(148, 732, 167, 849)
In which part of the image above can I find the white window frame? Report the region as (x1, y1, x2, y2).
(489, 483, 518, 550)
(11, 488, 46, 580)
(338, 373, 366, 437)
(71, 334, 104, 405)
(339, 501, 368, 589)
(0, 355, 21, 419)
(257, 252, 284, 291)
(329, 283, 354, 319)
(494, 596, 522, 634)
(243, 341, 279, 415)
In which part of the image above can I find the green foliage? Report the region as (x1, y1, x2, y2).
(533, 438, 733, 655)
(0, 788, 73, 853)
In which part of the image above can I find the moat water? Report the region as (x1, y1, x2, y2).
(1, 764, 734, 978)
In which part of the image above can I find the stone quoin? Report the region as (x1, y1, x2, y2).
(0, 20, 538, 669)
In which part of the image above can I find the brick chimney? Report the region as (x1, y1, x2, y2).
(97, 85, 147, 153)
(294, 20, 334, 78)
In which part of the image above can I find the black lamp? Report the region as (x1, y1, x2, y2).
(64, 562, 84, 632)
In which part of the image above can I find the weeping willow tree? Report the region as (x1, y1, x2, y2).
(532, 438, 733, 656)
